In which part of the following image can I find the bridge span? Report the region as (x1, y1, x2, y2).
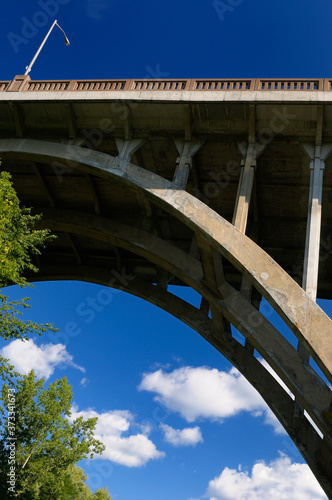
(1, 75, 332, 496)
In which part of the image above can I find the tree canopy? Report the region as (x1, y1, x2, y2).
(0, 170, 51, 288)
(0, 372, 109, 498)
(0, 169, 111, 498)
(0, 169, 56, 381)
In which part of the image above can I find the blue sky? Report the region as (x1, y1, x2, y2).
(2, 0, 332, 81)
(1, 1, 332, 499)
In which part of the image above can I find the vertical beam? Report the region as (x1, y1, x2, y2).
(173, 139, 203, 189)
(85, 174, 101, 214)
(123, 105, 133, 141)
(32, 163, 55, 207)
(232, 144, 255, 233)
(302, 156, 324, 300)
(232, 106, 266, 350)
(115, 138, 145, 166)
(199, 297, 210, 315)
(66, 233, 82, 265)
(232, 106, 265, 234)
(196, 235, 231, 344)
(232, 105, 255, 233)
(66, 103, 77, 139)
(232, 107, 265, 303)
(184, 104, 192, 141)
(299, 110, 332, 366)
(157, 269, 169, 290)
(301, 108, 331, 301)
(8, 102, 25, 138)
(111, 245, 122, 273)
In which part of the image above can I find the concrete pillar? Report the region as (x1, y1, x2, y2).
(302, 153, 325, 300)
(115, 138, 145, 167)
(302, 139, 332, 300)
(232, 142, 256, 234)
(299, 107, 332, 361)
(173, 139, 203, 189)
(232, 106, 265, 234)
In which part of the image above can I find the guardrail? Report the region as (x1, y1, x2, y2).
(1, 77, 331, 92)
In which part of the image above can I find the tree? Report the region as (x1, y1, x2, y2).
(0, 169, 56, 381)
(0, 170, 51, 288)
(0, 169, 111, 497)
(0, 372, 109, 498)
(60, 465, 111, 499)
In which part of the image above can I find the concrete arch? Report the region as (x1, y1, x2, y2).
(36, 208, 330, 428)
(1, 138, 332, 495)
(28, 263, 331, 495)
(1, 138, 331, 379)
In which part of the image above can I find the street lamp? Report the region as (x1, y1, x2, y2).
(24, 20, 70, 76)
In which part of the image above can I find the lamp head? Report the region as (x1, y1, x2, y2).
(64, 36, 70, 46)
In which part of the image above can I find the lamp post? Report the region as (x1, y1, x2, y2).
(24, 20, 70, 76)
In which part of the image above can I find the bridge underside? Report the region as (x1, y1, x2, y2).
(1, 81, 332, 496)
(3, 137, 332, 295)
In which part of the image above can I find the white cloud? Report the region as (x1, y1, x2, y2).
(204, 454, 327, 500)
(70, 406, 165, 467)
(80, 377, 88, 387)
(260, 408, 285, 434)
(139, 366, 285, 433)
(0, 339, 85, 380)
(160, 424, 203, 447)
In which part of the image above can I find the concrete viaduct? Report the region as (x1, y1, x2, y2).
(1, 75, 332, 497)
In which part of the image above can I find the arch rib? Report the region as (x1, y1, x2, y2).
(27, 263, 332, 497)
(2, 135, 332, 494)
(1, 138, 331, 382)
(36, 208, 331, 440)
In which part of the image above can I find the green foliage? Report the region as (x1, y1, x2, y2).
(0, 169, 57, 380)
(0, 372, 109, 498)
(93, 488, 112, 499)
(61, 465, 111, 499)
(0, 168, 111, 498)
(0, 170, 51, 288)
(0, 293, 55, 342)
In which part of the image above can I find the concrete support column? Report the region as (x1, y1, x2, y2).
(173, 139, 203, 189)
(302, 153, 325, 300)
(300, 107, 332, 362)
(301, 122, 332, 301)
(232, 107, 266, 352)
(232, 106, 265, 234)
(115, 138, 145, 167)
(232, 142, 256, 234)
(232, 107, 265, 308)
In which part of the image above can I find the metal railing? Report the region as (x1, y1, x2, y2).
(1, 77, 331, 92)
